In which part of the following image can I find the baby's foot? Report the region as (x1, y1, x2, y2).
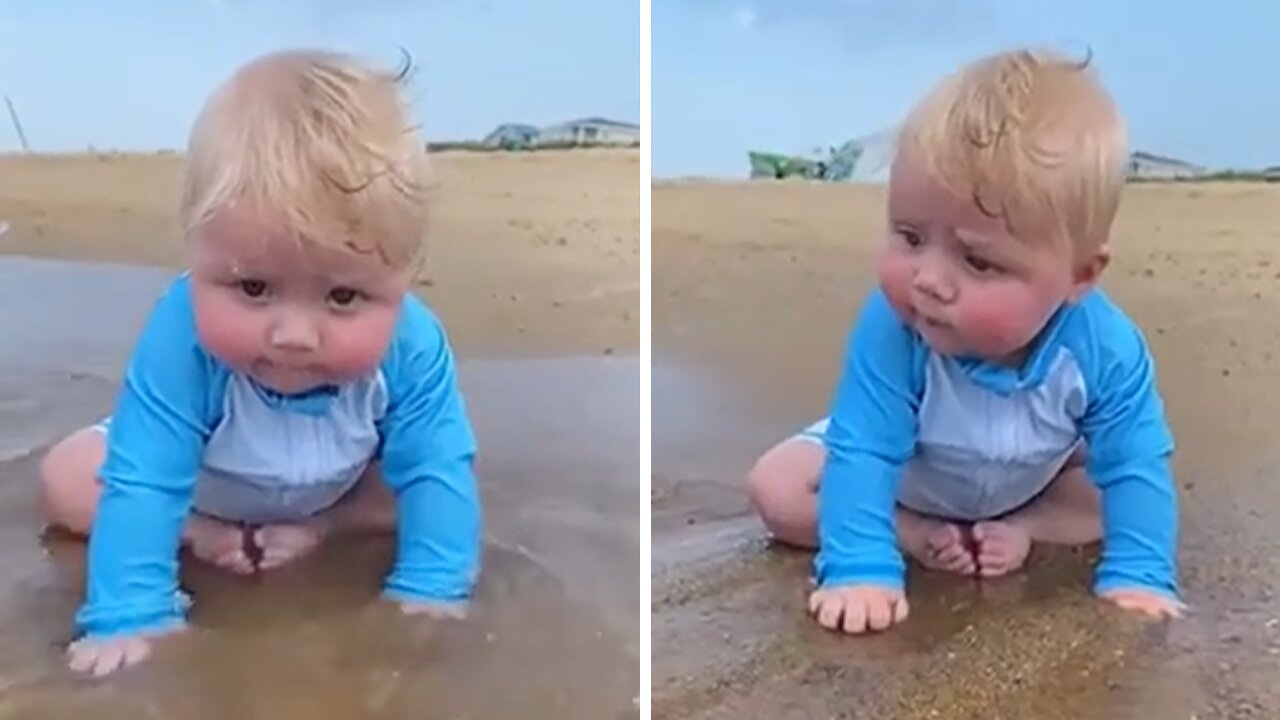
(898, 513, 976, 575)
(252, 521, 330, 571)
(972, 521, 1032, 577)
(184, 515, 255, 574)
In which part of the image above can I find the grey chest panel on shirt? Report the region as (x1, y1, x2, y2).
(201, 372, 390, 489)
(901, 348, 1087, 520)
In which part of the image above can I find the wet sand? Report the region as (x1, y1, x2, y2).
(654, 180, 1280, 719)
(0, 150, 638, 719)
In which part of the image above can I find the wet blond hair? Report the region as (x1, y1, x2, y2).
(181, 48, 432, 267)
(896, 47, 1127, 253)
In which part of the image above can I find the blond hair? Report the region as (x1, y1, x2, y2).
(181, 48, 432, 267)
(896, 48, 1127, 253)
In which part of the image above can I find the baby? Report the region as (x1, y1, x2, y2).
(746, 48, 1185, 634)
(38, 49, 481, 675)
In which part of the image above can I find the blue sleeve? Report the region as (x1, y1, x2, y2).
(814, 288, 924, 590)
(75, 276, 223, 638)
(1072, 298, 1180, 600)
(376, 297, 481, 605)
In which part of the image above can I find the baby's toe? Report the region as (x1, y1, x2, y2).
(936, 545, 976, 574)
(925, 523, 963, 552)
(253, 524, 325, 569)
(211, 548, 254, 574)
(974, 522, 1030, 576)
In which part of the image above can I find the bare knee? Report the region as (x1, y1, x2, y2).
(746, 452, 787, 516)
(745, 439, 824, 545)
(38, 427, 105, 533)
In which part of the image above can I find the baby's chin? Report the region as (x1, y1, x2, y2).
(256, 363, 386, 395)
(206, 347, 382, 394)
(244, 360, 338, 395)
(912, 319, 964, 355)
(251, 372, 331, 395)
(915, 327, 1013, 364)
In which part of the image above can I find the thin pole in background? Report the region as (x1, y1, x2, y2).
(5, 95, 29, 152)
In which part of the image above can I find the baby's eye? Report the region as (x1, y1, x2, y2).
(897, 229, 923, 247)
(965, 255, 999, 274)
(328, 287, 361, 307)
(238, 279, 268, 298)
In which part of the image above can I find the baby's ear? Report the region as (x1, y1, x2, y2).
(1069, 243, 1110, 301)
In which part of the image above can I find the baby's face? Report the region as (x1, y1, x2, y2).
(188, 205, 413, 394)
(876, 152, 1099, 365)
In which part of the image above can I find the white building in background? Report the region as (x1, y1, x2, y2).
(535, 117, 640, 147)
(473, 117, 640, 150)
(1126, 151, 1205, 180)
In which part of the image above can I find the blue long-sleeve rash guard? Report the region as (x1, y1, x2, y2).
(815, 286, 1180, 601)
(75, 275, 481, 639)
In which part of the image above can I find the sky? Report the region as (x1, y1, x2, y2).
(654, 0, 1280, 178)
(0, 0, 640, 152)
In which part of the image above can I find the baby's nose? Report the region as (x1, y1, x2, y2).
(269, 313, 319, 351)
(911, 253, 958, 303)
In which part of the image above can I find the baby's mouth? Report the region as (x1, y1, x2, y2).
(919, 315, 948, 330)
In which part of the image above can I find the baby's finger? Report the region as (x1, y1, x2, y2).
(865, 597, 892, 631)
(1114, 597, 1148, 615)
(840, 599, 867, 634)
(67, 643, 96, 674)
(1108, 594, 1183, 619)
(1138, 599, 1184, 620)
(808, 590, 826, 616)
(893, 596, 910, 624)
(92, 645, 125, 678)
(816, 596, 844, 630)
(400, 601, 467, 620)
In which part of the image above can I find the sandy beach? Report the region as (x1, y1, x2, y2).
(0, 148, 640, 357)
(0, 149, 640, 719)
(653, 179, 1280, 718)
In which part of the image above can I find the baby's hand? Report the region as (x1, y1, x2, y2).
(1099, 588, 1186, 620)
(808, 584, 909, 634)
(398, 599, 468, 620)
(67, 634, 153, 677)
(67, 624, 183, 678)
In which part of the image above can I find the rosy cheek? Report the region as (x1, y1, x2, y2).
(193, 292, 263, 370)
(321, 310, 399, 378)
(876, 250, 915, 318)
(961, 290, 1043, 351)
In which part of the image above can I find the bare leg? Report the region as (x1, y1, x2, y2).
(973, 461, 1101, 577)
(252, 462, 396, 570)
(745, 438, 977, 575)
(39, 427, 255, 574)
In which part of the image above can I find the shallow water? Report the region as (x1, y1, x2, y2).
(651, 355, 1280, 720)
(0, 257, 639, 719)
